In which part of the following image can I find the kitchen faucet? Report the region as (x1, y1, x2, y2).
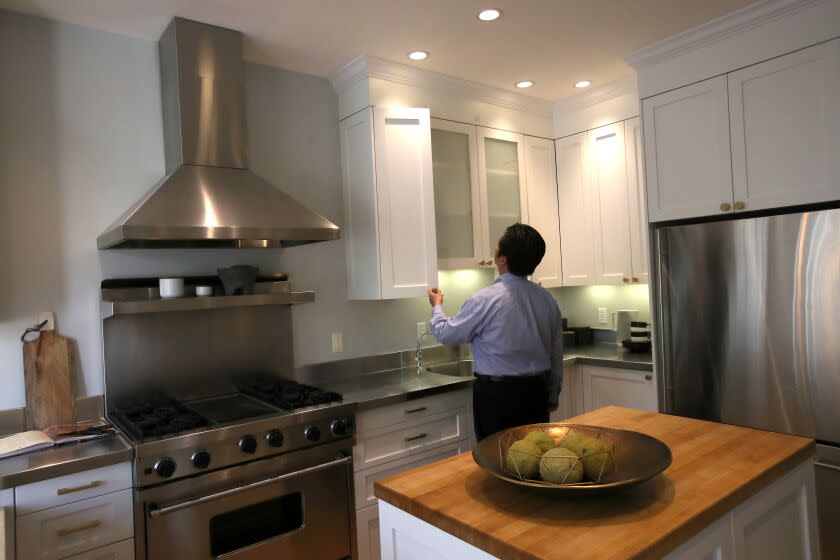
(415, 330, 437, 375)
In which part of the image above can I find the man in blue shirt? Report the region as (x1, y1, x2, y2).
(428, 223, 563, 440)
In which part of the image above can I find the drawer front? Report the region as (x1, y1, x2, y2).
(357, 389, 469, 433)
(16, 462, 132, 516)
(353, 408, 468, 471)
(64, 538, 134, 560)
(17, 489, 134, 560)
(354, 439, 470, 510)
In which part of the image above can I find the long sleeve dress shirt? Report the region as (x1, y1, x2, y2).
(430, 273, 564, 403)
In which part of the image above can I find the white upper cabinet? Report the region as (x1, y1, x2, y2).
(729, 38, 840, 213)
(642, 76, 733, 221)
(340, 107, 438, 300)
(477, 128, 529, 256)
(555, 133, 596, 286)
(523, 136, 562, 288)
(589, 123, 633, 285)
(430, 119, 483, 269)
(625, 117, 649, 284)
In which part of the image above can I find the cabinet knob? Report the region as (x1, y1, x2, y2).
(632, 277, 639, 283)
(720, 202, 732, 212)
(645, 374, 652, 381)
(622, 277, 629, 283)
(734, 201, 745, 211)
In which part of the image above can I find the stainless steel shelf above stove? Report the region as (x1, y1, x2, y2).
(100, 283, 315, 318)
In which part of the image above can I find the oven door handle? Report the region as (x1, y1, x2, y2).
(148, 455, 351, 519)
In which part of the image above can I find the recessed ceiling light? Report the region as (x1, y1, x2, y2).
(515, 80, 534, 89)
(575, 80, 592, 88)
(478, 8, 502, 21)
(408, 50, 429, 61)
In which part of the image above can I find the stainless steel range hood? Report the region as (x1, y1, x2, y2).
(97, 18, 340, 249)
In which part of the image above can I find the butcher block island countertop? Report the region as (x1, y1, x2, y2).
(373, 406, 816, 560)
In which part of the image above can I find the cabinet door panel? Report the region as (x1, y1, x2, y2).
(730, 38, 840, 212)
(356, 504, 381, 560)
(373, 107, 438, 299)
(625, 117, 649, 284)
(431, 119, 483, 269)
(477, 128, 528, 259)
(642, 76, 733, 221)
(590, 123, 633, 285)
(581, 365, 657, 413)
(524, 136, 562, 287)
(555, 134, 596, 286)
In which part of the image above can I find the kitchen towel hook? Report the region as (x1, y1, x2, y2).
(20, 319, 48, 343)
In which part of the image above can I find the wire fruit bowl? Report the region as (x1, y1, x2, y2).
(472, 423, 672, 495)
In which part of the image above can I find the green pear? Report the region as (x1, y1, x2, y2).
(539, 447, 584, 484)
(523, 430, 556, 453)
(504, 440, 542, 479)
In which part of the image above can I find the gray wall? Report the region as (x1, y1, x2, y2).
(0, 11, 483, 409)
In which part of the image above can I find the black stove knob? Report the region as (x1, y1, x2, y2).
(304, 426, 321, 442)
(238, 435, 257, 454)
(153, 457, 176, 478)
(265, 429, 284, 448)
(330, 419, 347, 437)
(191, 450, 211, 469)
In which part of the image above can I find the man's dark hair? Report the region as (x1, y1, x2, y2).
(497, 223, 546, 276)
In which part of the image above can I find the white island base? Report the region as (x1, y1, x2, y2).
(378, 460, 820, 560)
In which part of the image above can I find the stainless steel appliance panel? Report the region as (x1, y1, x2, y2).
(815, 444, 840, 560)
(103, 305, 293, 409)
(657, 209, 840, 443)
(139, 439, 352, 560)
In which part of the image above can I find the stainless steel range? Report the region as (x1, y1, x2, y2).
(101, 277, 355, 560)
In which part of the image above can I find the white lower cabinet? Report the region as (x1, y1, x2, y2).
(64, 540, 134, 560)
(17, 489, 133, 560)
(580, 365, 658, 413)
(549, 362, 581, 422)
(354, 390, 474, 560)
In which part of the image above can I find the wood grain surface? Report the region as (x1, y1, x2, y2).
(23, 331, 75, 430)
(374, 406, 815, 560)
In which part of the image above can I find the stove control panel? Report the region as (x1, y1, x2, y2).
(132, 402, 356, 487)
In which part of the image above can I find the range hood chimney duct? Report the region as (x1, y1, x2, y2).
(97, 18, 340, 249)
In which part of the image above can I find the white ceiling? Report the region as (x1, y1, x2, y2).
(0, 0, 758, 101)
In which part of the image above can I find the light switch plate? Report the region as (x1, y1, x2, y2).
(331, 332, 344, 353)
(38, 312, 55, 331)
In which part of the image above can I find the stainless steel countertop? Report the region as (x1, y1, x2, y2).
(327, 344, 653, 409)
(0, 434, 133, 490)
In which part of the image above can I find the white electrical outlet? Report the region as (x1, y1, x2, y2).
(331, 332, 344, 353)
(417, 322, 428, 339)
(38, 312, 55, 331)
(598, 308, 609, 325)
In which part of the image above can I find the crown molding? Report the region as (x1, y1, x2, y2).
(624, 0, 825, 70)
(552, 75, 638, 115)
(329, 55, 554, 117)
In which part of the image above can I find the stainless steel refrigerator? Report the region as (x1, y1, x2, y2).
(653, 208, 840, 558)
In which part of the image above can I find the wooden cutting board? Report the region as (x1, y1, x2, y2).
(23, 331, 75, 430)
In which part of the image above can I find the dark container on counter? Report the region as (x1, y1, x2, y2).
(568, 326, 593, 346)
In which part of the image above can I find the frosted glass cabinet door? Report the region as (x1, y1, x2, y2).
(477, 128, 528, 259)
(431, 119, 483, 269)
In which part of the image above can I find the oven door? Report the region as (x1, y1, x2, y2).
(140, 440, 352, 560)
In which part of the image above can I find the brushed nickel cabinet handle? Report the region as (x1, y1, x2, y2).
(645, 374, 653, 381)
(632, 277, 639, 283)
(815, 461, 840, 473)
(720, 202, 732, 212)
(57, 481, 102, 496)
(404, 407, 427, 415)
(405, 433, 427, 442)
(57, 520, 101, 537)
(734, 201, 745, 210)
(622, 277, 629, 283)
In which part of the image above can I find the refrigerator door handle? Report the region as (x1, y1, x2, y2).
(814, 461, 840, 473)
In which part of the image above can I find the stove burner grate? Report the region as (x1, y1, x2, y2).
(110, 399, 210, 441)
(241, 379, 342, 410)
